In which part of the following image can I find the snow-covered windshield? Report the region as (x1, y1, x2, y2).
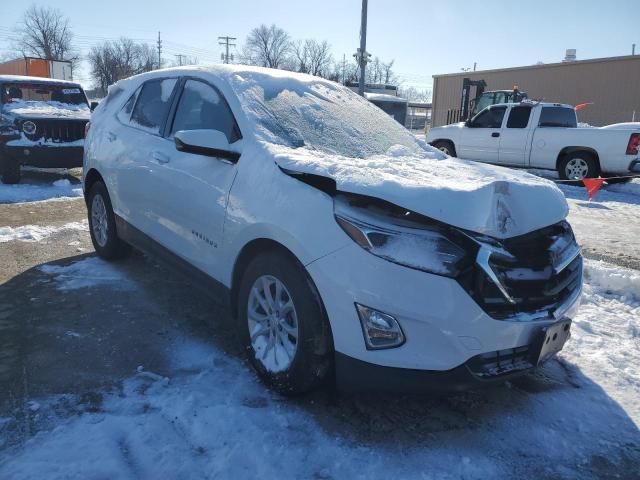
(1, 83, 89, 118)
(231, 70, 424, 158)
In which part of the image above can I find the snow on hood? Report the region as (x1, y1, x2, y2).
(267, 144, 569, 239)
(3, 100, 90, 119)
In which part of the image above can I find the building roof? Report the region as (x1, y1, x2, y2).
(433, 54, 640, 78)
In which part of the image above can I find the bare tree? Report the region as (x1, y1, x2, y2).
(15, 6, 77, 62)
(399, 86, 432, 102)
(291, 39, 332, 77)
(242, 24, 291, 69)
(88, 38, 156, 95)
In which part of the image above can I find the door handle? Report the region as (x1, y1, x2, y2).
(151, 151, 169, 164)
(492, 132, 500, 138)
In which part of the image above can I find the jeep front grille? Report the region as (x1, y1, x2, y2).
(27, 119, 87, 143)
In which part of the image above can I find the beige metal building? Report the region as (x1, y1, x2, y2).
(431, 55, 640, 127)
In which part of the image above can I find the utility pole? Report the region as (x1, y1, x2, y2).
(473, 62, 477, 71)
(174, 54, 187, 66)
(218, 36, 236, 64)
(157, 32, 162, 69)
(633, 43, 636, 55)
(357, 0, 368, 96)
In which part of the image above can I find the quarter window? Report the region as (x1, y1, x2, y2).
(506, 106, 532, 128)
(470, 106, 506, 128)
(117, 86, 140, 124)
(130, 78, 178, 135)
(170, 79, 241, 143)
(538, 107, 577, 128)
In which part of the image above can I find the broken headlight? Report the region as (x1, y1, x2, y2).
(334, 195, 472, 277)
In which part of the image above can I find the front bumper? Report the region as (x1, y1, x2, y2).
(306, 243, 582, 387)
(1, 143, 84, 169)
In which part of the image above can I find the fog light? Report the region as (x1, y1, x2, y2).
(630, 160, 640, 173)
(355, 304, 405, 350)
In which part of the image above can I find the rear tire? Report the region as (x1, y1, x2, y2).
(1, 157, 20, 184)
(87, 181, 130, 260)
(558, 153, 599, 180)
(431, 140, 456, 157)
(237, 251, 333, 395)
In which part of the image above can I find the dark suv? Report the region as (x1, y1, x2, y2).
(0, 75, 90, 183)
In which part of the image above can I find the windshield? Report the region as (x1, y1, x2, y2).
(1, 83, 88, 110)
(231, 70, 424, 158)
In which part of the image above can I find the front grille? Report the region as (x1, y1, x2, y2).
(459, 221, 583, 320)
(28, 119, 87, 143)
(467, 346, 534, 378)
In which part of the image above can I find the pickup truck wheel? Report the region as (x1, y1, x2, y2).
(1, 157, 21, 184)
(431, 140, 456, 157)
(237, 251, 333, 395)
(87, 181, 130, 260)
(559, 154, 598, 180)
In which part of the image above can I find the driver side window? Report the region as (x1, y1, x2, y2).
(470, 106, 507, 128)
(170, 79, 241, 143)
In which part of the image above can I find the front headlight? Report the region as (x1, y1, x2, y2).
(334, 195, 471, 277)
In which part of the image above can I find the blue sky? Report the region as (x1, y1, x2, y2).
(0, 0, 637, 90)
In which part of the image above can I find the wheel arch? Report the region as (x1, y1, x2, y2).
(83, 168, 105, 204)
(429, 138, 456, 156)
(230, 238, 331, 336)
(556, 147, 601, 172)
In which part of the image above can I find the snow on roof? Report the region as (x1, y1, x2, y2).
(0, 75, 81, 86)
(364, 92, 408, 103)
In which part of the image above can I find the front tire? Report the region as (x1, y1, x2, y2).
(1, 157, 20, 184)
(237, 251, 333, 395)
(558, 153, 599, 180)
(87, 181, 130, 260)
(431, 140, 456, 157)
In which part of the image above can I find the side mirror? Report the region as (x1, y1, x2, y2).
(90, 101, 99, 112)
(174, 129, 241, 163)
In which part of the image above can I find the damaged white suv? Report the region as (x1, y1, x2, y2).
(84, 65, 582, 393)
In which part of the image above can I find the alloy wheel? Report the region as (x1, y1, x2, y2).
(247, 275, 299, 373)
(91, 194, 109, 247)
(565, 158, 590, 180)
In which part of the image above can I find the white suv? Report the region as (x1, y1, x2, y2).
(84, 65, 583, 394)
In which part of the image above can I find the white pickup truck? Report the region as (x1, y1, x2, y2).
(427, 102, 640, 180)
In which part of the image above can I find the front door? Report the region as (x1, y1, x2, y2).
(456, 106, 506, 163)
(151, 78, 243, 276)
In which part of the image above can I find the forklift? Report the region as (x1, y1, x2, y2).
(460, 78, 528, 120)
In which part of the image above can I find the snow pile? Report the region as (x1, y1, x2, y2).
(0, 221, 87, 243)
(584, 259, 640, 300)
(39, 257, 136, 291)
(0, 178, 82, 203)
(3, 100, 90, 119)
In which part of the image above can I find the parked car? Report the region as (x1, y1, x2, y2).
(84, 66, 583, 394)
(427, 102, 640, 180)
(0, 75, 90, 183)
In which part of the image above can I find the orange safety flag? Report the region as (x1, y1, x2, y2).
(575, 103, 593, 111)
(582, 177, 606, 200)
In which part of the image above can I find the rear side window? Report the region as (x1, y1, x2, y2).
(170, 79, 241, 143)
(539, 107, 577, 128)
(507, 106, 532, 128)
(117, 86, 140, 124)
(130, 78, 178, 134)
(470, 106, 506, 128)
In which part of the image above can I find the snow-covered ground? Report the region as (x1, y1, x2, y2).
(0, 258, 637, 479)
(0, 220, 87, 243)
(0, 177, 82, 204)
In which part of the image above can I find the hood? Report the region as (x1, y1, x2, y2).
(3, 101, 90, 120)
(268, 144, 569, 239)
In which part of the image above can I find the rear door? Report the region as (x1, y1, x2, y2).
(498, 105, 533, 166)
(456, 106, 506, 163)
(151, 77, 242, 275)
(113, 77, 179, 239)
